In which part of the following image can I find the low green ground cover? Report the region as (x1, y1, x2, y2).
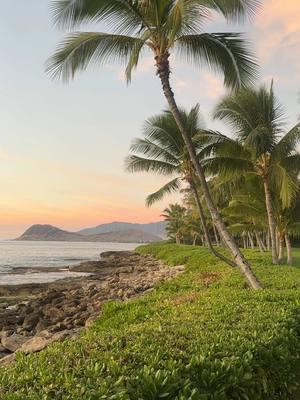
(1, 244, 300, 399)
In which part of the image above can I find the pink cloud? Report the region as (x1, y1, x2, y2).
(255, 0, 300, 63)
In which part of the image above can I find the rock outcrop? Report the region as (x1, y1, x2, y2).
(0, 251, 184, 365)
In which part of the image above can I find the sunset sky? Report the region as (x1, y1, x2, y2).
(0, 0, 299, 238)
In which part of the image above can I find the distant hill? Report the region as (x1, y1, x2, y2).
(16, 225, 85, 242)
(87, 229, 161, 243)
(15, 224, 162, 243)
(78, 221, 166, 238)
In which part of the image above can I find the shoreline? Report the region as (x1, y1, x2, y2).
(0, 250, 184, 365)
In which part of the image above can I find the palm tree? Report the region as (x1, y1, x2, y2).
(162, 203, 186, 244)
(48, 0, 261, 289)
(222, 176, 268, 253)
(125, 105, 236, 267)
(210, 83, 300, 264)
(184, 209, 203, 246)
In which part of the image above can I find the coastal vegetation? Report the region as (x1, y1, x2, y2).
(47, 0, 262, 288)
(1, 243, 300, 398)
(2, 0, 299, 397)
(126, 87, 300, 267)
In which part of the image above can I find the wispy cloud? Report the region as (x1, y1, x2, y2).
(255, 0, 300, 65)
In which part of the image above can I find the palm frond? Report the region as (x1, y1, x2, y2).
(125, 32, 149, 82)
(176, 32, 258, 90)
(229, 223, 259, 234)
(204, 156, 254, 178)
(196, 129, 250, 159)
(125, 155, 177, 175)
(129, 138, 180, 165)
(273, 123, 300, 159)
(270, 164, 298, 209)
(224, 202, 266, 219)
(280, 154, 300, 175)
(201, 0, 260, 22)
(146, 177, 181, 207)
(46, 32, 145, 81)
(51, 0, 147, 35)
(164, 0, 207, 39)
(288, 222, 300, 237)
(213, 84, 285, 143)
(143, 114, 184, 156)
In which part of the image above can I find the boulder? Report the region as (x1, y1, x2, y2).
(0, 353, 16, 366)
(18, 330, 73, 355)
(1, 334, 30, 352)
(18, 336, 49, 354)
(35, 319, 51, 333)
(22, 313, 40, 331)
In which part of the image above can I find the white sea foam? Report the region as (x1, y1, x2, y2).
(0, 271, 91, 285)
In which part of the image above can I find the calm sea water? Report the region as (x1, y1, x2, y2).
(0, 241, 139, 285)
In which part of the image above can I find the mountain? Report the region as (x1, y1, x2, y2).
(15, 224, 162, 243)
(78, 221, 166, 238)
(16, 225, 85, 242)
(87, 229, 161, 243)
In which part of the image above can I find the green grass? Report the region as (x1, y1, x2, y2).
(1, 245, 300, 399)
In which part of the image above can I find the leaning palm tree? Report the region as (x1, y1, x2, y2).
(211, 83, 300, 264)
(48, 0, 262, 288)
(125, 105, 236, 267)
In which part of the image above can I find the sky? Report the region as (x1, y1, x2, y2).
(0, 0, 299, 238)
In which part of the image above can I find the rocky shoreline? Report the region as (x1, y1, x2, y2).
(0, 251, 184, 365)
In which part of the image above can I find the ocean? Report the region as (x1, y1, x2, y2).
(0, 241, 139, 285)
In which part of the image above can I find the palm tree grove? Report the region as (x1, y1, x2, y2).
(0, 1, 300, 399)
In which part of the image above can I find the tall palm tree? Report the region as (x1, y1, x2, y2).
(210, 83, 300, 264)
(125, 105, 236, 267)
(48, 0, 261, 289)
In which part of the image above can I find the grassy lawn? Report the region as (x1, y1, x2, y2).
(1, 244, 300, 399)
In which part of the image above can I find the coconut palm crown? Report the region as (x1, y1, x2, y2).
(125, 105, 203, 206)
(48, 0, 258, 88)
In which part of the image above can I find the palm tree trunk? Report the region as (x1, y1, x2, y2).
(248, 232, 255, 249)
(266, 230, 271, 251)
(200, 235, 204, 247)
(278, 234, 284, 263)
(243, 235, 246, 249)
(276, 230, 280, 256)
(263, 179, 278, 264)
(260, 233, 267, 251)
(192, 234, 197, 246)
(255, 231, 264, 253)
(285, 233, 292, 265)
(190, 180, 236, 268)
(213, 224, 220, 246)
(155, 53, 262, 289)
